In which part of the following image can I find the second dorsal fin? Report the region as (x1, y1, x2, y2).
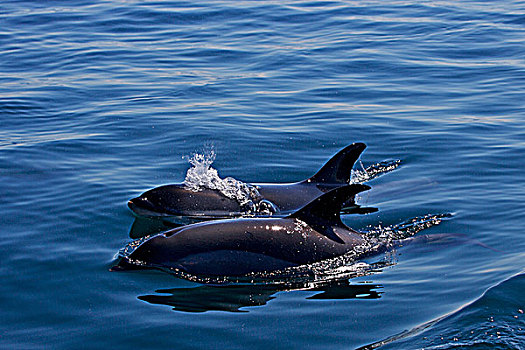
(305, 143, 366, 184)
(288, 184, 371, 243)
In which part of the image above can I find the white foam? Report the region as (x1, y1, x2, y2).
(351, 159, 402, 184)
(182, 148, 271, 214)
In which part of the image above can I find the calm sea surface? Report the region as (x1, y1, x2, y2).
(1, 1, 524, 349)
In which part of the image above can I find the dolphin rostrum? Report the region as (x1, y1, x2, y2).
(115, 184, 371, 276)
(128, 143, 370, 223)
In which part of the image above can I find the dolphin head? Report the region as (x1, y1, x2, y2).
(115, 233, 181, 271)
(128, 186, 180, 217)
(128, 184, 244, 218)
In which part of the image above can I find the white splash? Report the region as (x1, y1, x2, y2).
(182, 147, 269, 214)
(351, 159, 402, 184)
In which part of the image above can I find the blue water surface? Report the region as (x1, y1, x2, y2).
(1, 1, 524, 349)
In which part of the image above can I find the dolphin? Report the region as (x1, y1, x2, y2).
(128, 143, 371, 223)
(114, 184, 371, 276)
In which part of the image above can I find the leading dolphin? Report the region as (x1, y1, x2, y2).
(128, 143, 369, 223)
(115, 184, 371, 276)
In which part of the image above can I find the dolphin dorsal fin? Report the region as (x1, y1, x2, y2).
(305, 143, 366, 184)
(288, 184, 371, 243)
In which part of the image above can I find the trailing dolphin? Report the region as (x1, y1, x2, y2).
(128, 143, 373, 223)
(114, 184, 372, 276)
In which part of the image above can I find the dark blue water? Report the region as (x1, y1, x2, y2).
(1, 1, 524, 349)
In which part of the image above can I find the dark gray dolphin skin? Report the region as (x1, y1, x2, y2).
(128, 143, 368, 222)
(115, 184, 371, 276)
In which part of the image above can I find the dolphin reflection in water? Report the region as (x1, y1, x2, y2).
(138, 280, 384, 313)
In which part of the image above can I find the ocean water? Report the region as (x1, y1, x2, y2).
(1, 1, 524, 349)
